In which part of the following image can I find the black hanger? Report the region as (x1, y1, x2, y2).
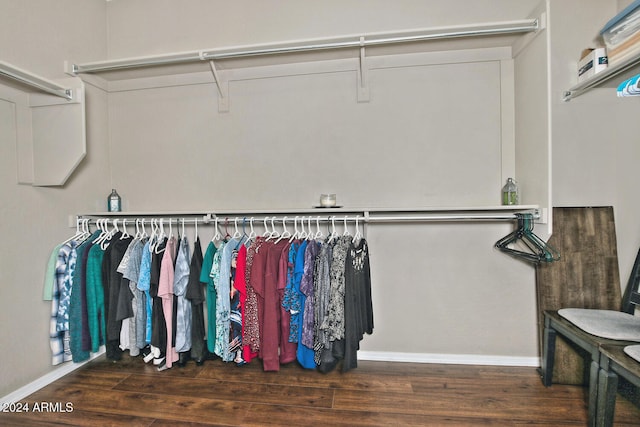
(495, 213, 560, 264)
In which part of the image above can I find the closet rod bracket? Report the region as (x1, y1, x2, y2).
(357, 37, 370, 103)
(208, 60, 229, 112)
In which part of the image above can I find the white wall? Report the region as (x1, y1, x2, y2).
(0, 0, 109, 397)
(11, 0, 640, 402)
(103, 0, 542, 361)
(549, 0, 640, 285)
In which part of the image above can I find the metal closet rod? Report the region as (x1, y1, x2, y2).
(79, 215, 364, 225)
(367, 212, 538, 222)
(72, 19, 538, 74)
(78, 210, 539, 224)
(0, 60, 72, 100)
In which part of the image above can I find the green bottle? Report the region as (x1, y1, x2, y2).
(502, 178, 518, 205)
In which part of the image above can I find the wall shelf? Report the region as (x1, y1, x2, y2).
(76, 205, 543, 224)
(67, 18, 543, 112)
(563, 50, 640, 101)
(70, 19, 540, 77)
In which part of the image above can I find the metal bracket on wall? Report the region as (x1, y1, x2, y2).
(208, 59, 229, 112)
(357, 37, 370, 103)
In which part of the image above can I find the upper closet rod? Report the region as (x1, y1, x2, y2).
(72, 19, 538, 74)
(0, 60, 72, 100)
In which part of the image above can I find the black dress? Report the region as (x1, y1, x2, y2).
(185, 238, 205, 362)
(102, 232, 133, 360)
(342, 238, 374, 372)
(149, 238, 167, 357)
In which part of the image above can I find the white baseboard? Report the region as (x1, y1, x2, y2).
(0, 349, 105, 406)
(358, 351, 540, 367)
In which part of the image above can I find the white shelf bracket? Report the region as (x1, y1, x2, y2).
(357, 37, 370, 103)
(208, 59, 229, 112)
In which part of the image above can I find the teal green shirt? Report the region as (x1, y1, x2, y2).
(200, 241, 218, 355)
(86, 244, 106, 353)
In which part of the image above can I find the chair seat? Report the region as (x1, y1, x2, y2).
(559, 308, 640, 341)
(624, 344, 640, 363)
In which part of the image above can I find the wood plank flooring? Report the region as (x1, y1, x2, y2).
(2, 354, 640, 426)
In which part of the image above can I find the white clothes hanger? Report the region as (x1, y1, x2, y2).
(276, 216, 292, 243)
(155, 219, 167, 253)
(315, 216, 324, 240)
(149, 219, 160, 252)
(353, 216, 362, 244)
(299, 216, 308, 239)
(92, 219, 107, 245)
(99, 219, 118, 250)
(73, 218, 90, 243)
(342, 216, 351, 236)
(120, 218, 131, 240)
(266, 216, 279, 240)
(78, 218, 89, 241)
(232, 217, 242, 240)
(194, 218, 199, 240)
(62, 218, 85, 245)
(329, 216, 338, 242)
(213, 217, 222, 242)
(291, 216, 300, 241)
(141, 219, 148, 239)
(248, 217, 256, 240)
(262, 217, 271, 238)
(306, 217, 314, 240)
(134, 219, 141, 239)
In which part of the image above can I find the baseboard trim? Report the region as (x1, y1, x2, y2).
(0, 349, 105, 406)
(358, 351, 540, 367)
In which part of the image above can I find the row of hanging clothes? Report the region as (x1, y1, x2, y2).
(45, 215, 373, 373)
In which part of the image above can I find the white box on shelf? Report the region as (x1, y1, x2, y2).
(577, 48, 608, 82)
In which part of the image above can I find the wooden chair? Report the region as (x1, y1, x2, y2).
(596, 344, 640, 427)
(540, 246, 640, 426)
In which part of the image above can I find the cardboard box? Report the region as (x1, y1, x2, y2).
(578, 48, 608, 82)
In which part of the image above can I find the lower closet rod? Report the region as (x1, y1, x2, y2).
(77, 215, 365, 225)
(366, 212, 539, 222)
(78, 211, 538, 224)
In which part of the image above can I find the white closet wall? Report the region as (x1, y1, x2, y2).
(12, 0, 639, 400)
(102, 0, 545, 362)
(548, 0, 640, 281)
(0, 0, 109, 398)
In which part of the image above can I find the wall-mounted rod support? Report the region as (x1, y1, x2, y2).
(0, 60, 72, 100)
(72, 19, 539, 74)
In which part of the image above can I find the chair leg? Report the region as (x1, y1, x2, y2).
(588, 360, 599, 427)
(540, 323, 557, 387)
(596, 367, 618, 427)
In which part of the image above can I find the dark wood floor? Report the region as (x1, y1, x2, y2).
(2, 354, 640, 426)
